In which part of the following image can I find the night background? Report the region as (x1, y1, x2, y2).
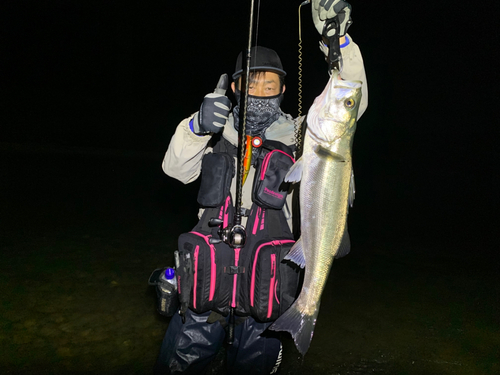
(1, 1, 498, 374)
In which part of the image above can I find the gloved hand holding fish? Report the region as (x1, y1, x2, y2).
(312, 0, 352, 36)
(269, 71, 362, 355)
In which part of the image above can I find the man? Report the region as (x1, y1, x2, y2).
(155, 2, 367, 374)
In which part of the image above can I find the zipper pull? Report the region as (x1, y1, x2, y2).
(270, 255, 276, 278)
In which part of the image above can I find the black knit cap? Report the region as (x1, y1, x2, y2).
(232, 46, 286, 80)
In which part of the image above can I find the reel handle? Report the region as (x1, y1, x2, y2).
(209, 218, 224, 227)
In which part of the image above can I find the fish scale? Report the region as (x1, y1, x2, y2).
(269, 72, 362, 355)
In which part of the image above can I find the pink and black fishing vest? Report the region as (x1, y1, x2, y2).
(175, 136, 302, 322)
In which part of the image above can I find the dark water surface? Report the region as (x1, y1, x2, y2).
(1, 148, 498, 374)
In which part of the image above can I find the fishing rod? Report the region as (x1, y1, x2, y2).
(209, 0, 258, 247)
(208, 0, 258, 345)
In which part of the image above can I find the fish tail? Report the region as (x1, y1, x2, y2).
(269, 294, 320, 356)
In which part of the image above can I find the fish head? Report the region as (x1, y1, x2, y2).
(307, 71, 362, 144)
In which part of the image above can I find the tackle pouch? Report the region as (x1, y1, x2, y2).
(247, 239, 301, 322)
(177, 231, 219, 314)
(197, 152, 235, 207)
(253, 141, 295, 210)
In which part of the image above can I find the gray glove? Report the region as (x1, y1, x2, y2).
(312, 0, 352, 37)
(193, 74, 231, 135)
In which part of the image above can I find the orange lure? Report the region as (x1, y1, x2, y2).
(242, 135, 262, 185)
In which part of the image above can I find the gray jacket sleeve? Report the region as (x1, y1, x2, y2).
(339, 34, 368, 118)
(161, 114, 213, 184)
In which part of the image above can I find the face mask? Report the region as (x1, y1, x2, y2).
(233, 93, 283, 137)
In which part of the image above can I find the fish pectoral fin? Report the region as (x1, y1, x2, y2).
(285, 157, 303, 183)
(349, 169, 355, 208)
(284, 237, 306, 268)
(313, 144, 345, 162)
(334, 228, 351, 259)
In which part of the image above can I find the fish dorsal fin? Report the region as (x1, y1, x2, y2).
(284, 237, 306, 268)
(284, 157, 303, 183)
(313, 144, 345, 162)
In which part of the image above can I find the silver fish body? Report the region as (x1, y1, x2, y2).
(269, 72, 362, 355)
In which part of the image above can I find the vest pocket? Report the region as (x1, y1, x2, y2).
(177, 231, 219, 314)
(248, 239, 300, 322)
(197, 152, 235, 207)
(253, 149, 295, 210)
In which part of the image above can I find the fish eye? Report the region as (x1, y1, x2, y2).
(344, 98, 355, 109)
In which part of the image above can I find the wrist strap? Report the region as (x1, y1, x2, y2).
(340, 35, 350, 48)
(321, 35, 350, 50)
(189, 117, 205, 137)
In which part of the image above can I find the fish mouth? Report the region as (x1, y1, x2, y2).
(332, 70, 363, 89)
